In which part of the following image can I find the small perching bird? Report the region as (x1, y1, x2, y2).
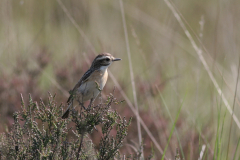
(62, 53, 121, 119)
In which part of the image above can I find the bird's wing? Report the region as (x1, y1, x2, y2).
(67, 69, 94, 104)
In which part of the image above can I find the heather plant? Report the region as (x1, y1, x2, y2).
(0, 91, 131, 160)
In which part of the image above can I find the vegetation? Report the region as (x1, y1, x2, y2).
(0, 0, 240, 159)
(0, 92, 131, 159)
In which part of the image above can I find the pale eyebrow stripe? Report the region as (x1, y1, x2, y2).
(96, 56, 111, 61)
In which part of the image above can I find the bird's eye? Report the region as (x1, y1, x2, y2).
(106, 58, 110, 61)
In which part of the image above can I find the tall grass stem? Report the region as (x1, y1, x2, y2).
(57, 0, 163, 157)
(161, 97, 184, 160)
(157, 87, 185, 159)
(226, 56, 240, 159)
(119, 0, 143, 158)
(163, 0, 240, 129)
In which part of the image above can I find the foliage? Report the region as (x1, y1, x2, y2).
(0, 92, 131, 160)
(1, 0, 240, 158)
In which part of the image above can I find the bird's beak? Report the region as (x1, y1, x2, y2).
(112, 58, 121, 61)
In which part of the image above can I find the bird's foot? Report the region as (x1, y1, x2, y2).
(77, 100, 87, 110)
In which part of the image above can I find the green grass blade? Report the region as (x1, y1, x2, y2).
(233, 137, 240, 160)
(161, 95, 184, 160)
(158, 89, 186, 160)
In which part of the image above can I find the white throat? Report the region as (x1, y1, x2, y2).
(99, 65, 109, 72)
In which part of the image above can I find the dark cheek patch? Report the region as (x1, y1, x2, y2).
(102, 63, 110, 66)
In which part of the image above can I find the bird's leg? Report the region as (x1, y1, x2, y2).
(79, 90, 87, 110)
(89, 91, 97, 109)
(79, 103, 83, 118)
(77, 99, 86, 110)
(86, 98, 94, 112)
(70, 98, 74, 113)
(89, 98, 95, 108)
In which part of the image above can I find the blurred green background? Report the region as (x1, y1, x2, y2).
(0, 0, 240, 159)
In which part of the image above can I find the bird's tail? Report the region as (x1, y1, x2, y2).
(62, 102, 72, 119)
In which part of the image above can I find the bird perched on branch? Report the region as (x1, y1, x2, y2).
(62, 53, 121, 119)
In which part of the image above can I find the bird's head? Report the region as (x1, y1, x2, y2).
(91, 53, 121, 70)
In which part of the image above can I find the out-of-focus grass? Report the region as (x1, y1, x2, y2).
(0, 0, 240, 159)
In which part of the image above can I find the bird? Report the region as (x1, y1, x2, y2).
(62, 53, 121, 119)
